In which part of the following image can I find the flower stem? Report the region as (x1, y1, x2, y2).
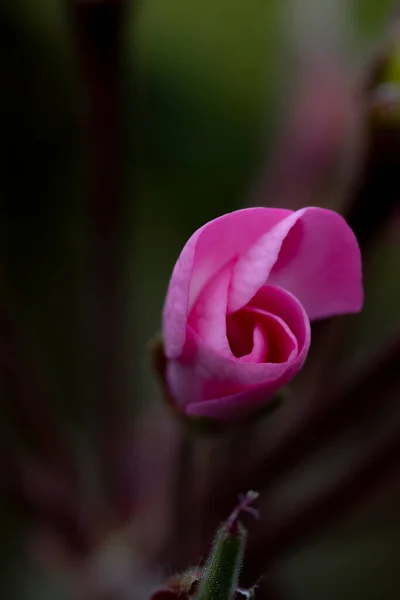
(70, 0, 133, 516)
(194, 493, 258, 600)
(172, 425, 194, 566)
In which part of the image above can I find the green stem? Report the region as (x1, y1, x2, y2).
(195, 521, 247, 600)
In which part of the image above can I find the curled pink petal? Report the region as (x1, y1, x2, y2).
(268, 207, 363, 319)
(228, 207, 363, 318)
(165, 286, 310, 415)
(163, 208, 291, 358)
(188, 261, 233, 357)
(247, 310, 298, 364)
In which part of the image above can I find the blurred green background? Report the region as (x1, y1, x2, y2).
(0, 0, 399, 598)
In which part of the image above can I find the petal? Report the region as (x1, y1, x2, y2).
(227, 215, 300, 313)
(267, 208, 363, 319)
(186, 380, 290, 421)
(241, 322, 269, 363)
(227, 308, 298, 363)
(163, 207, 292, 358)
(167, 326, 290, 408)
(248, 284, 310, 352)
(228, 207, 363, 318)
(188, 261, 233, 356)
(247, 309, 298, 363)
(227, 314, 269, 362)
(186, 288, 310, 421)
(166, 286, 310, 412)
(226, 310, 260, 358)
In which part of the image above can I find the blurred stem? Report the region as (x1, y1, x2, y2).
(247, 432, 400, 573)
(0, 424, 91, 558)
(208, 330, 400, 536)
(172, 425, 194, 567)
(0, 291, 71, 472)
(248, 58, 352, 211)
(345, 11, 400, 251)
(0, 286, 91, 557)
(70, 0, 133, 516)
(345, 113, 400, 251)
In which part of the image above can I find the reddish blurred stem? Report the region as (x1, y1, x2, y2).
(211, 331, 400, 526)
(0, 428, 91, 558)
(0, 294, 73, 476)
(0, 323, 90, 553)
(247, 433, 400, 573)
(345, 12, 400, 250)
(170, 427, 194, 569)
(345, 106, 400, 250)
(70, 0, 133, 516)
(249, 59, 355, 211)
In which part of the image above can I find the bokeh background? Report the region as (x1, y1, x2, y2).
(0, 0, 399, 598)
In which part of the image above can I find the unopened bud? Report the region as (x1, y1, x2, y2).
(194, 492, 258, 600)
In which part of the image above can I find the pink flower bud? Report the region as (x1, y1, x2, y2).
(162, 207, 363, 422)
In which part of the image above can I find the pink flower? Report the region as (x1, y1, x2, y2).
(162, 207, 363, 422)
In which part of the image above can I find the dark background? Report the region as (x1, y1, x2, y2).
(0, 1, 399, 598)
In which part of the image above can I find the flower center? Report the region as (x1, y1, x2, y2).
(226, 305, 297, 364)
(226, 311, 255, 358)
